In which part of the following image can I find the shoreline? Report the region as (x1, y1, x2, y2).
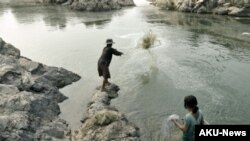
(0, 37, 140, 140)
(0, 0, 135, 11)
(0, 37, 80, 140)
(150, 0, 250, 17)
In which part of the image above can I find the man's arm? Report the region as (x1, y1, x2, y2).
(112, 48, 123, 56)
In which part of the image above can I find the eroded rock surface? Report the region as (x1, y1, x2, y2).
(0, 0, 135, 11)
(0, 37, 81, 141)
(73, 84, 140, 141)
(152, 0, 250, 17)
(0, 38, 140, 141)
(70, 0, 135, 11)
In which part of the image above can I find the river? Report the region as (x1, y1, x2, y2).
(0, 1, 250, 140)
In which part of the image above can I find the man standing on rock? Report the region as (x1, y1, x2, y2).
(98, 39, 123, 91)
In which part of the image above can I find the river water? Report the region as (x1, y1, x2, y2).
(0, 1, 250, 140)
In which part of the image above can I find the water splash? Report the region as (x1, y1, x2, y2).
(138, 30, 157, 49)
(161, 114, 180, 140)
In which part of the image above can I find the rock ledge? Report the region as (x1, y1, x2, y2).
(0, 37, 81, 141)
(73, 84, 140, 141)
(0, 0, 135, 11)
(152, 0, 250, 17)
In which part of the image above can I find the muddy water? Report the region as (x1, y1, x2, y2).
(0, 1, 250, 140)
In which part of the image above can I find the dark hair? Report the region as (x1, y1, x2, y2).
(107, 43, 112, 47)
(184, 95, 199, 113)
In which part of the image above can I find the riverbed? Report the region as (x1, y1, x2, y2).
(0, 1, 250, 140)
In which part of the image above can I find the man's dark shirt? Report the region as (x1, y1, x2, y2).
(98, 46, 122, 66)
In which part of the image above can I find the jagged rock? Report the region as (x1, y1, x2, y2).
(0, 0, 135, 11)
(0, 41, 80, 92)
(56, 0, 68, 4)
(118, 0, 135, 6)
(42, 67, 81, 88)
(19, 57, 41, 73)
(0, 38, 5, 48)
(153, 0, 250, 17)
(0, 41, 20, 58)
(0, 38, 81, 141)
(197, 5, 207, 14)
(73, 84, 140, 141)
(228, 6, 250, 17)
(213, 6, 229, 15)
(70, 0, 135, 11)
(218, 0, 226, 5)
(62, 0, 73, 6)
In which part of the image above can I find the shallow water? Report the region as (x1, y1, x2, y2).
(0, 1, 250, 140)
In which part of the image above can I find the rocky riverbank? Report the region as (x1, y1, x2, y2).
(151, 0, 250, 17)
(73, 84, 140, 141)
(0, 0, 135, 11)
(0, 38, 140, 141)
(0, 37, 81, 140)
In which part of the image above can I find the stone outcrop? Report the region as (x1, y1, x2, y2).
(152, 0, 250, 17)
(0, 38, 140, 140)
(0, 0, 135, 11)
(73, 84, 140, 141)
(70, 0, 135, 11)
(0, 37, 81, 141)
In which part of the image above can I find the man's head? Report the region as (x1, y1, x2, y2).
(106, 39, 114, 47)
